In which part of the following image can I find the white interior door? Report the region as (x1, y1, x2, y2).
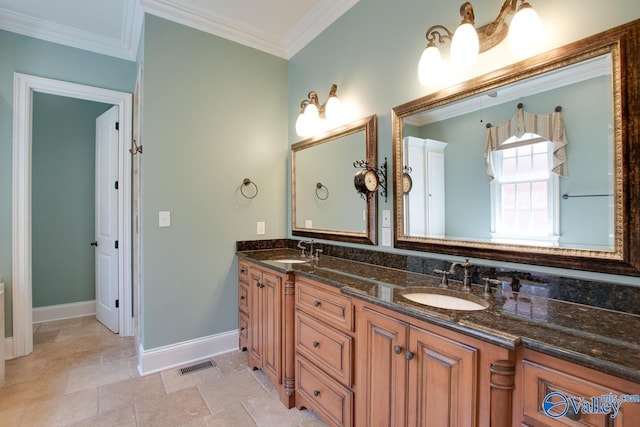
(95, 105, 119, 333)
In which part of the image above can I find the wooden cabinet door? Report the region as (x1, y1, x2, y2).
(261, 270, 282, 383)
(407, 325, 478, 427)
(248, 267, 263, 366)
(356, 307, 408, 427)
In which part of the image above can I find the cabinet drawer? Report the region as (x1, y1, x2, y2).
(296, 355, 353, 427)
(296, 279, 353, 332)
(238, 311, 248, 351)
(238, 280, 249, 313)
(295, 310, 353, 387)
(238, 261, 250, 282)
(522, 360, 639, 426)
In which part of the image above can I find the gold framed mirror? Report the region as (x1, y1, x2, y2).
(292, 115, 378, 245)
(392, 20, 639, 276)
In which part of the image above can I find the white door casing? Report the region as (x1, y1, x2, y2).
(95, 106, 120, 333)
(12, 73, 133, 357)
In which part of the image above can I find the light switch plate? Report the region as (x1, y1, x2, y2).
(382, 210, 391, 227)
(159, 211, 171, 227)
(257, 221, 266, 235)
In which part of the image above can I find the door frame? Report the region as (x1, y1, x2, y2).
(12, 73, 133, 357)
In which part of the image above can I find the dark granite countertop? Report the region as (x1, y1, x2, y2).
(238, 248, 640, 383)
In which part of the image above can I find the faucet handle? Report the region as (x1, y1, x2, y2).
(433, 268, 451, 288)
(297, 240, 306, 256)
(482, 278, 502, 296)
(314, 249, 323, 260)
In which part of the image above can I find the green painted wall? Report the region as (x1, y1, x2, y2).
(140, 16, 288, 349)
(32, 93, 112, 308)
(288, 0, 640, 286)
(0, 30, 136, 337)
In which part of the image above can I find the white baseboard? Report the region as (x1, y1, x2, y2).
(137, 329, 239, 376)
(5, 337, 14, 360)
(32, 300, 96, 324)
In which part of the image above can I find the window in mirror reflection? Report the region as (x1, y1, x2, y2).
(491, 135, 559, 246)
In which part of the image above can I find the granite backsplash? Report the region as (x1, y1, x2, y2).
(236, 238, 640, 315)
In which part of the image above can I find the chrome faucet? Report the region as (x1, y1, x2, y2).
(448, 258, 473, 292)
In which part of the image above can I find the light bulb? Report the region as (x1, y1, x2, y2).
(303, 104, 320, 136)
(324, 95, 342, 124)
(295, 112, 309, 137)
(418, 45, 443, 85)
(450, 23, 479, 69)
(508, 3, 543, 59)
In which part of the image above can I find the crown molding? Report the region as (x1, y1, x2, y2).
(140, 0, 359, 60)
(284, 0, 359, 58)
(0, 2, 143, 61)
(140, 0, 287, 58)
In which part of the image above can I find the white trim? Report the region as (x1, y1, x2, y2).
(0, 3, 143, 61)
(284, 0, 360, 58)
(137, 330, 239, 376)
(12, 73, 133, 358)
(140, 0, 359, 59)
(4, 338, 14, 360)
(32, 301, 96, 324)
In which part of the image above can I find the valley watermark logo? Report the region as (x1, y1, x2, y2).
(542, 391, 640, 419)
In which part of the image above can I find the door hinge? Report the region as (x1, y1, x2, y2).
(115, 299, 119, 308)
(115, 122, 119, 131)
(114, 181, 119, 190)
(115, 240, 119, 249)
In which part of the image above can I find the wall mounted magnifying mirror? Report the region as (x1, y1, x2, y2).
(393, 19, 640, 276)
(292, 115, 378, 245)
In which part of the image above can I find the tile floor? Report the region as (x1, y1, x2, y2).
(0, 316, 327, 426)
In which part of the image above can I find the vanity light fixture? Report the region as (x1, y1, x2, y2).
(295, 84, 342, 137)
(418, 0, 542, 85)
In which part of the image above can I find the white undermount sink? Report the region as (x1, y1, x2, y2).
(270, 257, 310, 264)
(402, 291, 489, 311)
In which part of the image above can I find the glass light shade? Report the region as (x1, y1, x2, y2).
(295, 112, 309, 136)
(324, 96, 342, 124)
(418, 45, 443, 85)
(303, 103, 320, 136)
(508, 4, 543, 58)
(450, 23, 479, 69)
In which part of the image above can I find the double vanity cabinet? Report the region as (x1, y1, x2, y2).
(237, 251, 640, 426)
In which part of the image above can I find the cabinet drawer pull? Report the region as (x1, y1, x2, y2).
(313, 390, 320, 397)
(393, 345, 402, 355)
(313, 300, 321, 307)
(256, 282, 264, 288)
(240, 327, 246, 331)
(312, 341, 320, 348)
(405, 351, 415, 360)
(240, 296, 246, 300)
(240, 267, 247, 274)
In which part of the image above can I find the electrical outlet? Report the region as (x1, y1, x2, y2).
(382, 227, 391, 246)
(305, 220, 313, 228)
(159, 211, 171, 227)
(257, 221, 266, 235)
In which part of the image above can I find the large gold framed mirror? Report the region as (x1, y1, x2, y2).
(392, 20, 639, 276)
(292, 115, 378, 245)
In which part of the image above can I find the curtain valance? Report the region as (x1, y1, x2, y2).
(484, 105, 568, 181)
